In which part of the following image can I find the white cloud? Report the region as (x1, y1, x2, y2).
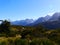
(48, 12, 55, 16)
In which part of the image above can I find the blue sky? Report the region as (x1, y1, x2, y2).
(0, 0, 60, 21)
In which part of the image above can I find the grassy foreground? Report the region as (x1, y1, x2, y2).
(0, 20, 60, 45)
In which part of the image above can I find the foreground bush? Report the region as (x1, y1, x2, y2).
(30, 38, 55, 45)
(0, 38, 56, 45)
(15, 38, 29, 45)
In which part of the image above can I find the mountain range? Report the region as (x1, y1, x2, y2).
(11, 19, 34, 26)
(32, 12, 60, 29)
(12, 12, 60, 29)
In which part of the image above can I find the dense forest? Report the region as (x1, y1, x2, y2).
(0, 20, 60, 45)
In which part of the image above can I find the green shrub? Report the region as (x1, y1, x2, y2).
(30, 38, 55, 45)
(0, 40, 8, 45)
(30, 39, 41, 45)
(8, 39, 15, 45)
(41, 39, 54, 45)
(0, 34, 6, 37)
(15, 38, 29, 45)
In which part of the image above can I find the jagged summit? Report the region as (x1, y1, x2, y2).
(49, 12, 60, 21)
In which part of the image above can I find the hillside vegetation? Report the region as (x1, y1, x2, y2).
(0, 20, 60, 45)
